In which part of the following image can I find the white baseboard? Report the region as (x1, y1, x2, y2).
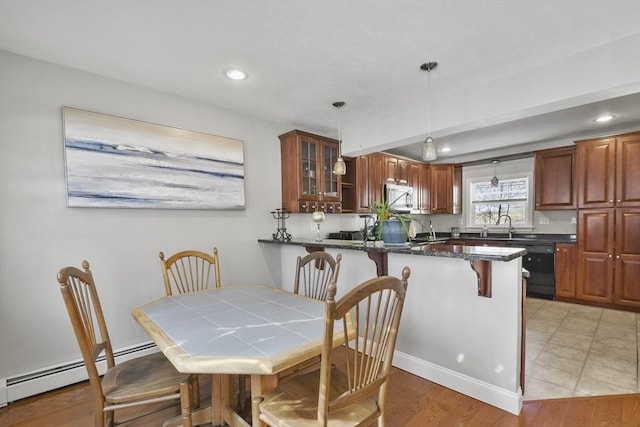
(1, 342, 158, 407)
(393, 349, 523, 415)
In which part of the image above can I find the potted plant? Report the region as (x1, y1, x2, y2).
(372, 199, 414, 244)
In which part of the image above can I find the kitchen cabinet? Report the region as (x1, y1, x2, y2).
(576, 209, 614, 303)
(534, 146, 576, 210)
(341, 155, 372, 213)
(576, 131, 640, 209)
(279, 130, 341, 214)
(429, 164, 462, 214)
(408, 162, 422, 212)
(555, 243, 576, 298)
(368, 153, 386, 208)
(383, 155, 409, 185)
(613, 208, 640, 309)
(575, 131, 640, 311)
(344, 152, 459, 216)
(615, 132, 640, 207)
(418, 164, 431, 214)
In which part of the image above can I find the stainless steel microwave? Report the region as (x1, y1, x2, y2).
(384, 183, 415, 213)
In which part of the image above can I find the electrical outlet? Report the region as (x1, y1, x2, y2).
(539, 214, 549, 225)
(310, 221, 317, 232)
(571, 217, 577, 224)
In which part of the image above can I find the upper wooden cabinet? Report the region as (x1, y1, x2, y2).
(615, 132, 640, 208)
(576, 131, 640, 209)
(429, 164, 462, 214)
(382, 155, 410, 185)
(368, 153, 386, 208)
(341, 155, 372, 214)
(279, 130, 341, 214)
(534, 146, 576, 210)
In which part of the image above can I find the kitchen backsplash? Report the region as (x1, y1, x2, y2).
(273, 210, 577, 241)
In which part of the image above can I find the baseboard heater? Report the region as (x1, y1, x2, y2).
(1, 342, 158, 406)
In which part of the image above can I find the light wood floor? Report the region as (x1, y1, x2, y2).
(2, 367, 639, 427)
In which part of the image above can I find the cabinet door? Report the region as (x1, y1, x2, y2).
(615, 131, 640, 207)
(355, 155, 371, 212)
(368, 153, 385, 207)
(383, 156, 398, 184)
(299, 135, 321, 201)
(430, 164, 453, 214)
(535, 146, 576, 210)
(418, 164, 431, 214)
(555, 243, 576, 298)
(407, 162, 421, 211)
(452, 165, 462, 215)
(576, 137, 616, 208)
(576, 209, 614, 303)
(396, 159, 410, 185)
(613, 208, 640, 308)
(321, 142, 340, 202)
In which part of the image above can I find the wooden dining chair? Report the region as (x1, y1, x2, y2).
(293, 252, 342, 301)
(57, 260, 196, 427)
(159, 247, 221, 411)
(276, 252, 343, 384)
(256, 266, 410, 427)
(159, 247, 221, 296)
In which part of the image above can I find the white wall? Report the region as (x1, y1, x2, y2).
(0, 50, 293, 388)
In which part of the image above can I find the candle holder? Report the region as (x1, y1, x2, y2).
(312, 210, 325, 241)
(271, 208, 292, 241)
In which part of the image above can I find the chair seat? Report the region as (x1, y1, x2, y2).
(259, 368, 380, 427)
(103, 351, 190, 404)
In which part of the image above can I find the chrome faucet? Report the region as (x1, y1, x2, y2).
(496, 214, 514, 238)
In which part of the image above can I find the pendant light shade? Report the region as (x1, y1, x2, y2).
(333, 157, 346, 175)
(491, 160, 500, 187)
(420, 62, 438, 162)
(332, 101, 346, 176)
(422, 136, 437, 161)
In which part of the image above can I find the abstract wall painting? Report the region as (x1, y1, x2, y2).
(62, 107, 245, 209)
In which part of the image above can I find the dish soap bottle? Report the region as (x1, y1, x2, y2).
(481, 225, 488, 238)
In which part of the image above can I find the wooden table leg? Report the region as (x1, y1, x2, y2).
(211, 374, 223, 426)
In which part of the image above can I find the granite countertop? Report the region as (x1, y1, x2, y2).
(258, 238, 526, 262)
(416, 232, 576, 245)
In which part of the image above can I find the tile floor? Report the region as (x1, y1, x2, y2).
(524, 297, 639, 400)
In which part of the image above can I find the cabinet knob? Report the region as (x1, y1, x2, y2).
(609, 254, 613, 258)
(609, 200, 613, 203)
(616, 255, 620, 259)
(617, 199, 621, 203)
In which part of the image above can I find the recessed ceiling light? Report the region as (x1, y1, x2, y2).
(440, 146, 451, 153)
(593, 114, 615, 123)
(225, 69, 247, 80)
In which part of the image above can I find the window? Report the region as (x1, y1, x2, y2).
(468, 175, 532, 228)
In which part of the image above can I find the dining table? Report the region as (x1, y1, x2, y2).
(132, 285, 348, 427)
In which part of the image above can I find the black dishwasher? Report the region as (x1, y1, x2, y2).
(519, 244, 555, 300)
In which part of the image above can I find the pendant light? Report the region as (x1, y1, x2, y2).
(420, 62, 438, 161)
(491, 160, 500, 187)
(332, 101, 346, 175)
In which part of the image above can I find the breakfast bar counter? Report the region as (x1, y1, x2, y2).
(259, 237, 526, 415)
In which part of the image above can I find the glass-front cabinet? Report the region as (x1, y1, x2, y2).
(280, 130, 341, 213)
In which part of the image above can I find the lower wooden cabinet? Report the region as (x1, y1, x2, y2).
(576, 209, 614, 303)
(613, 208, 640, 309)
(575, 207, 640, 310)
(555, 243, 576, 298)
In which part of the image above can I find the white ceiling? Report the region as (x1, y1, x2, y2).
(1, 0, 639, 163)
